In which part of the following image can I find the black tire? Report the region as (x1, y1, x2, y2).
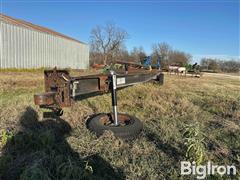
(87, 113, 143, 140)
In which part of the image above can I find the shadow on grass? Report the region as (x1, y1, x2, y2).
(0, 106, 125, 180)
(144, 126, 183, 161)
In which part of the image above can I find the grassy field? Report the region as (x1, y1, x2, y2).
(0, 71, 239, 179)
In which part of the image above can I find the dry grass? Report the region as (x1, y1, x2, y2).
(0, 71, 239, 179)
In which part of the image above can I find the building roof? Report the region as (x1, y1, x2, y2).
(0, 13, 86, 45)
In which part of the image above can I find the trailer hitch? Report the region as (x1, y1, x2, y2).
(34, 62, 164, 116)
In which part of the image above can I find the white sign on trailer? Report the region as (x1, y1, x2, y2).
(117, 78, 126, 85)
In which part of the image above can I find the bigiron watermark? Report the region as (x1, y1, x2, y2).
(181, 161, 237, 179)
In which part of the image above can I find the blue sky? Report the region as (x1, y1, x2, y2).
(1, 0, 239, 62)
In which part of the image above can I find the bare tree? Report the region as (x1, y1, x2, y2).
(168, 50, 191, 66)
(152, 42, 171, 61)
(90, 23, 128, 65)
(152, 42, 172, 68)
(130, 46, 146, 63)
(201, 58, 240, 72)
(152, 42, 192, 67)
(219, 59, 240, 72)
(200, 58, 219, 71)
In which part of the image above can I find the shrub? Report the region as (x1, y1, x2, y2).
(183, 123, 207, 165)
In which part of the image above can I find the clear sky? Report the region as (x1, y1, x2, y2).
(1, 0, 239, 62)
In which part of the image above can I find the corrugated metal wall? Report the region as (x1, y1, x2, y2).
(0, 21, 89, 69)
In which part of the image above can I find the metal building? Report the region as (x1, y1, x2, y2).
(0, 14, 89, 69)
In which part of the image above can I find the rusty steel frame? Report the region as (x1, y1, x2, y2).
(34, 63, 164, 115)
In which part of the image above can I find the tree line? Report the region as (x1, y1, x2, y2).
(200, 58, 240, 73)
(90, 23, 240, 73)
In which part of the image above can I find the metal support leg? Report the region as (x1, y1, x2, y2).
(110, 71, 118, 126)
(124, 64, 128, 74)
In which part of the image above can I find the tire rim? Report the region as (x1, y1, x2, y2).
(99, 114, 133, 127)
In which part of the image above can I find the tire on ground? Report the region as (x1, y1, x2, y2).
(87, 113, 143, 140)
